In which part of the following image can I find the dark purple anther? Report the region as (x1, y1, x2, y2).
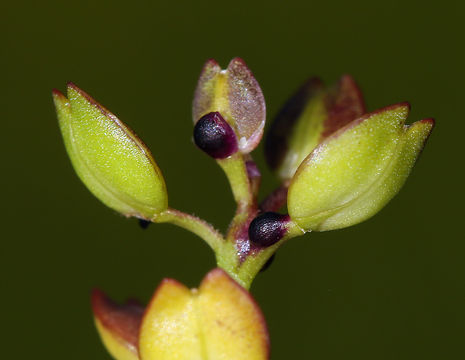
(138, 219, 151, 229)
(193, 112, 238, 159)
(248, 212, 290, 247)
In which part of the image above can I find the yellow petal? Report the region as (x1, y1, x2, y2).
(139, 269, 269, 360)
(139, 279, 202, 360)
(197, 268, 269, 360)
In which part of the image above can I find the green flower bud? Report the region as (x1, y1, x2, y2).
(53, 83, 168, 219)
(265, 75, 365, 180)
(192, 58, 266, 154)
(287, 103, 434, 231)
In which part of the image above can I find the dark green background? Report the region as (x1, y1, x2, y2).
(2, 1, 464, 359)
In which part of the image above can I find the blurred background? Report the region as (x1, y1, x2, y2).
(2, 0, 464, 359)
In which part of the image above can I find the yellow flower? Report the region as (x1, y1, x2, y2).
(92, 268, 269, 360)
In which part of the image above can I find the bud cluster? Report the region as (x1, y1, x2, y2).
(54, 57, 434, 360)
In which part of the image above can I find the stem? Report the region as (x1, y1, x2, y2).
(244, 157, 261, 198)
(217, 152, 257, 259)
(217, 153, 253, 206)
(235, 220, 306, 289)
(154, 208, 225, 254)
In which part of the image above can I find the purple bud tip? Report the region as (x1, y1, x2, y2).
(193, 112, 238, 159)
(249, 212, 290, 247)
(246, 160, 261, 179)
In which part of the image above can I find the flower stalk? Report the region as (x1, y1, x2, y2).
(54, 57, 434, 359)
(153, 209, 224, 254)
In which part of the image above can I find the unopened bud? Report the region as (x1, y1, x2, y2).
(265, 75, 365, 180)
(287, 103, 434, 232)
(53, 83, 168, 220)
(193, 58, 266, 154)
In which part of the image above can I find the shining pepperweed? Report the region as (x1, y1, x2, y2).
(54, 57, 434, 360)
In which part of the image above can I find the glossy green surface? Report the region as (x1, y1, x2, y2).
(54, 84, 167, 219)
(288, 104, 433, 231)
(3, 1, 464, 359)
(278, 91, 327, 179)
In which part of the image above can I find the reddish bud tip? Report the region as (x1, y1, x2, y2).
(193, 112, 238, 159)
(91, 289, 144, 350)
(246, 160, 261, 179)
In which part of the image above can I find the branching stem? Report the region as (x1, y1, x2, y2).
(155, 153, 304, 289)
(235, 220, 306, 289)
(154, 208, 225, 254)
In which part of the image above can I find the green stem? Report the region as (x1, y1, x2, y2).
(217, 153, 253, 206)
(235, 220, 306, 289)
(154, 208, 225, 254)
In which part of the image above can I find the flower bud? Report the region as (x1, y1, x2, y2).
(193, 112, 238, 158)
(287, 103, 434, 232)
(53, 83, 168, 220)
(93, 269, 269, 360)
(193, 58, 266, 153)
(138, 268, 269, 360)
(249, 212, 290, 247)
(265, 75, 365, 180)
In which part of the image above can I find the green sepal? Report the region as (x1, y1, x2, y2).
(265, 75, 365, 180)
(287, 103, 434, 231)
(53, 83, 168, 219)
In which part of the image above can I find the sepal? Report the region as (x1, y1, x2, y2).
(53, 84, 168, 219)
(91, 289, 144, 360)
(265, 75, 365, 180)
